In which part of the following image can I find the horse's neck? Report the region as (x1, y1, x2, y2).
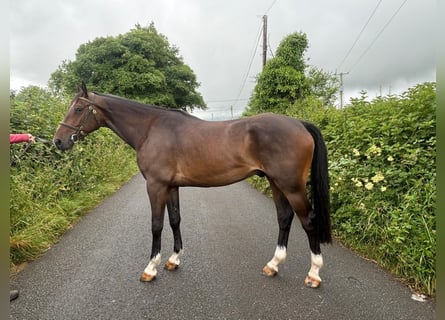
(102, 100, 160, 150)
(105, 119, 135, 148)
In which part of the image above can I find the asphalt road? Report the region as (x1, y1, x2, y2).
(10, 174, 435, 319)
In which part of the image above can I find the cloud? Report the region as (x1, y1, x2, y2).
(10, 0, 435, 113)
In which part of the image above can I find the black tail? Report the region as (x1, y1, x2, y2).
(302, 121, 332, 244)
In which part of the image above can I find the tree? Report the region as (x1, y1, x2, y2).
(245, 32, 338, 115)
(49, 23, 206, 111)
(305, 67, 339, 106)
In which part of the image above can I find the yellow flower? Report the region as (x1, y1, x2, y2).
(387, 156, 394, 162)
(381, 186, 387, 192)
(365, 182, 374, 190)
(351, 177, 362, 187)
(352, 148, 360, 156)
(366, 145, 382, 157)
(371, 172, 385, 183)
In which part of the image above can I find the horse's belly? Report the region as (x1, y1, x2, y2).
(174, 164, 257, 187)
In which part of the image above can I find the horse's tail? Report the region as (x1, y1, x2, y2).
(302, 121, 332, 244)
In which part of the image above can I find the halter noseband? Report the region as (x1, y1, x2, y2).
(59, 96, 98, 143)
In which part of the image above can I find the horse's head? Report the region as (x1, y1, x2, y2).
(54, 82, 102, 151)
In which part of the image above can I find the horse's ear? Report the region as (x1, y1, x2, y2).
(77, 81, 88, 97)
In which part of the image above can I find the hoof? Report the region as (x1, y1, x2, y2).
(140, 272, 156, 282)
(164, 260, 179, 271)
(304, 275, 320, 288)
(262, 265, 278, 277)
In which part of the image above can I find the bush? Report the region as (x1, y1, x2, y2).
(248, 82, 436, 295)
(326, 83, 435, 295)
(10, 86, 138, 267)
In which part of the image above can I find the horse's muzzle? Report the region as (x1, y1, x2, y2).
(53, 138, 74, 151)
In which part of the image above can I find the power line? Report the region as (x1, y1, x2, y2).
(268, 36, 275, 58)
(206, 98, 249, 103)
(265, 0, 279, 15)
(232, 20, 263, 108)
(348, 0, 409, 73)
(213, 1, 278, 109)
(336, 0, 383, 71)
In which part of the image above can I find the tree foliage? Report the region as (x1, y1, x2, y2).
(49, 23, 205, 110)
(249, 82, 436, 296)
(245, 32, 338, 115)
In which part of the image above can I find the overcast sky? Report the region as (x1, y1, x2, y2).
(10, 0, 435, 119)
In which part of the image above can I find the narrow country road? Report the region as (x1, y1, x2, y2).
(10, 174, 435, 319)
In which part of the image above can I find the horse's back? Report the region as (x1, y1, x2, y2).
(241, 113, 313, 148)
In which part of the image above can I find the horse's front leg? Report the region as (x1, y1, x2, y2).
(140, 182, 169, 282)
(164, 187, 184, 271)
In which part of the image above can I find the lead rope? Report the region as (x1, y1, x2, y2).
(10, 136, 54, 166)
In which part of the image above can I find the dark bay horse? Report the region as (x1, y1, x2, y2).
(54, 83, 331, 288)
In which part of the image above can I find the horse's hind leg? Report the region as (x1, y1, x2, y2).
(165, 187, 184, 271)
(263, 180, 294, 277)
(286, 190, 324, 288)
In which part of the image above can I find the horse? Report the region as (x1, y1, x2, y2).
(54, 82, 331, 288)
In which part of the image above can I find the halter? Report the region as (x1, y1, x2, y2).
(59, 96, 98, 143)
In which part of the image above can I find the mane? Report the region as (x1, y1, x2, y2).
(93, 92, 198, 119)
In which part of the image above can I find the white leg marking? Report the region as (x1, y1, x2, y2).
(266, 246, 287, 272)
(168, 249, 184, 266)
(308, 252, 323, 282)
(144, 253, 161, 277)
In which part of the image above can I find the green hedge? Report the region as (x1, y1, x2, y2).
(326, 83, 435, 295)
(10, 86, 138, 267)
(249, 82, 436, 295)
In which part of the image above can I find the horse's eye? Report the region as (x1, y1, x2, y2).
(74, 107, 83, 113)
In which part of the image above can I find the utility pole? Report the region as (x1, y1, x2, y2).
(338, 72, 349, 108)
(262, 15, 268, 68)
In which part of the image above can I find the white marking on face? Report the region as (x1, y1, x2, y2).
(266, 246, 287, 272)
(144, 253, 161, 277)
(67, 99, 77, 111)
(308, 252, 323, 282)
